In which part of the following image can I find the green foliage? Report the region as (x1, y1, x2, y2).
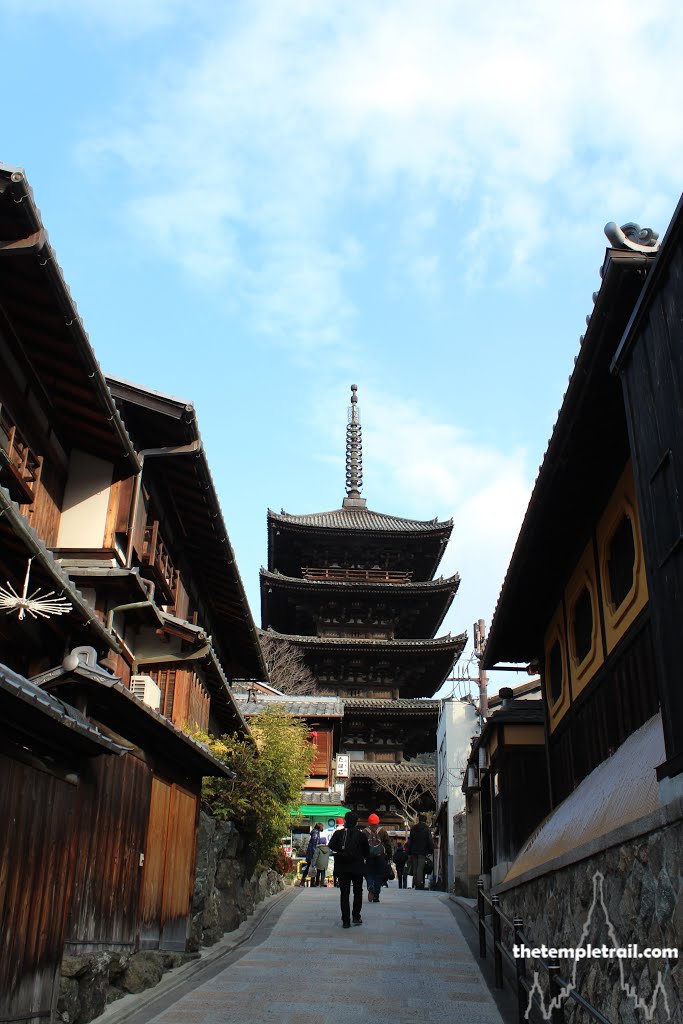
(195, 707, 314, 863)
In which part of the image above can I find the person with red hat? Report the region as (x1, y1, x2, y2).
(363, 813, 392, 903)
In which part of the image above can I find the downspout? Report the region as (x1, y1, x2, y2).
(125, 441, 202, 569)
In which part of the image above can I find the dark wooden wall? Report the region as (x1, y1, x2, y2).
(616, 241, 683, 777)
(65, 753, 151, 952)
(493, 746, 550, 866)
(0, 750, 79, 1024)
(549, 617, 659, 803)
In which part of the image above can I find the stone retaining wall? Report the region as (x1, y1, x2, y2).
(495, 817, 682, 1024)
(57, 813, 285, 1024)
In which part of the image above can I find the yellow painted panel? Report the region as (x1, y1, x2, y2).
(597, 462, 649, 655)
(544, 602, 570, 733)
(565, 539, 605, 699)
(503, 723, 545, 746)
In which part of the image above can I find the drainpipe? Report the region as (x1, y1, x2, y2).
(125, 441, 202, 569)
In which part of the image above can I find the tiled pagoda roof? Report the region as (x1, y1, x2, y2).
(268, 507, 452, 534)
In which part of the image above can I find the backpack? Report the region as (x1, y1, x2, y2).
(366, 827, 384, 858)
(333, 828, 360, 864)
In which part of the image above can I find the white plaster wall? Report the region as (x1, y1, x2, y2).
(437, 699, 479, 887)
(57, 450, 113, 548)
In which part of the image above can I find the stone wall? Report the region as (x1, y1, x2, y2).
(452, 811, 470, 896)
(57, 813, 285, 1024)
(495, 817, 682, 1024)
(189, 812, 284, 950)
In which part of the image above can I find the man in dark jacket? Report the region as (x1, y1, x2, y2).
(407, 815, 434, 889)
(329, 811, 369, 928)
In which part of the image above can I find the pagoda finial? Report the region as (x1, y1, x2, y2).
(343, 384, 366, 509)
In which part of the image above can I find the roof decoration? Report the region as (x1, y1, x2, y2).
(0, 557, 72, 621)
(343, 383, 366, 509)
(604, 221, 660, 253)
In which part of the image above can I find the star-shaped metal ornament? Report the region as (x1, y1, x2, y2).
(0, 557, 72, 620)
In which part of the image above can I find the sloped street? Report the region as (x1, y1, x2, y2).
(115, 887, 510, 1024)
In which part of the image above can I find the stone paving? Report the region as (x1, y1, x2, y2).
(145, 887, 509, 1024)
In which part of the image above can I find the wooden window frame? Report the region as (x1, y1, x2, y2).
(597, 462, 649, 654)
(544, 603, 570, 732)
(565, 540, 604, 699)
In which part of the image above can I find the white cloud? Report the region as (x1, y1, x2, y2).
(78, 0, 683, 346)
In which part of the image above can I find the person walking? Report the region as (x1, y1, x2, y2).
(328, 811, 369, 928)
(331, 817, 345, 887)
(310, 838, 331, 887)
(408, 814, 434, 890)
(299, 822, 324, 886)
(393, 841, 408, 889)
(363, 813, 392, 903)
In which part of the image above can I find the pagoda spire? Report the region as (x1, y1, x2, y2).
(343, 384, 367, 509)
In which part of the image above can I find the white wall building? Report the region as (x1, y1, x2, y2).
(436, 697, 480, 889)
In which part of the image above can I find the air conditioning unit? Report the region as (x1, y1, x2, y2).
(130, 674, 161, 711)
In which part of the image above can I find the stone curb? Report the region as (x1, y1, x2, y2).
(95, 886, 297, 1024)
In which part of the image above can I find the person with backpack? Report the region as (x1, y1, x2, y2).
(363, 813, 393, 903)
(393, 842, 409, 889)
(328, 811, 369, 928)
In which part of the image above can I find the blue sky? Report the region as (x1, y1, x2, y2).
(3, 0, 683, 697)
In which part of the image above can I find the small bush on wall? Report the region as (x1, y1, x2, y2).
(194, 707, 314, 864)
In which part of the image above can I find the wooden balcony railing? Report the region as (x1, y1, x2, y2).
(302, 566, 413, 583)
(0, 408, 42, 504)
(141, 519, 177, 604)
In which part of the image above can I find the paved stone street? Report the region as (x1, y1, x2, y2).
(142, 888, 509, 1024)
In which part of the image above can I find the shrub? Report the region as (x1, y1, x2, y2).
(195, 707, 314, 864)
(271, 848, 294, 875)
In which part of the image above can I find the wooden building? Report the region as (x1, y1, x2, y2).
(262, 387, 464, 700)
(262, 386, 465, 828)
(462, 691, 549, 886)
(480, 213, 682, 898)
(0, 663, 125, 1024)
(0, 164, 263, 1020)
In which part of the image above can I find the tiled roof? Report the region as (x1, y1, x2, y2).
(487, 698, 545, 724)
(0, 662, 125, 754)
(482, 247, 658, 667)
(234, 694, 345, 717)
(264, 629, 467, 653)
(268, 507, 452, 533)
(350, 761, 436, 779)
(342, 698, 441, 712)
(260, 569, 460, 591)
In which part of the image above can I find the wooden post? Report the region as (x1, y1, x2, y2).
(492, 895, 503, 988)
(513, 916, 527, 1024)
(548, 962, 564, 1024)
(477, 877, 486, 958)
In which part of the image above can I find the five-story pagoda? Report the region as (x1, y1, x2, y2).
(261, 386, 466, 698)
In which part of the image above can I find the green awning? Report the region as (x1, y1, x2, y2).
(292, 805, 349, 820)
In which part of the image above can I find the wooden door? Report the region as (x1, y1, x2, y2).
(138, 776, 171, 949)
(138, 778, 199, 951)
(160, 784, 199, 950)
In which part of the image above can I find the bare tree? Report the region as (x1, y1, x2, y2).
(258, 631, 319, 695)
(369, 767, 437, 823)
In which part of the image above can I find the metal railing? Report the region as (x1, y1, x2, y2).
(477, 879, 613, 1024)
